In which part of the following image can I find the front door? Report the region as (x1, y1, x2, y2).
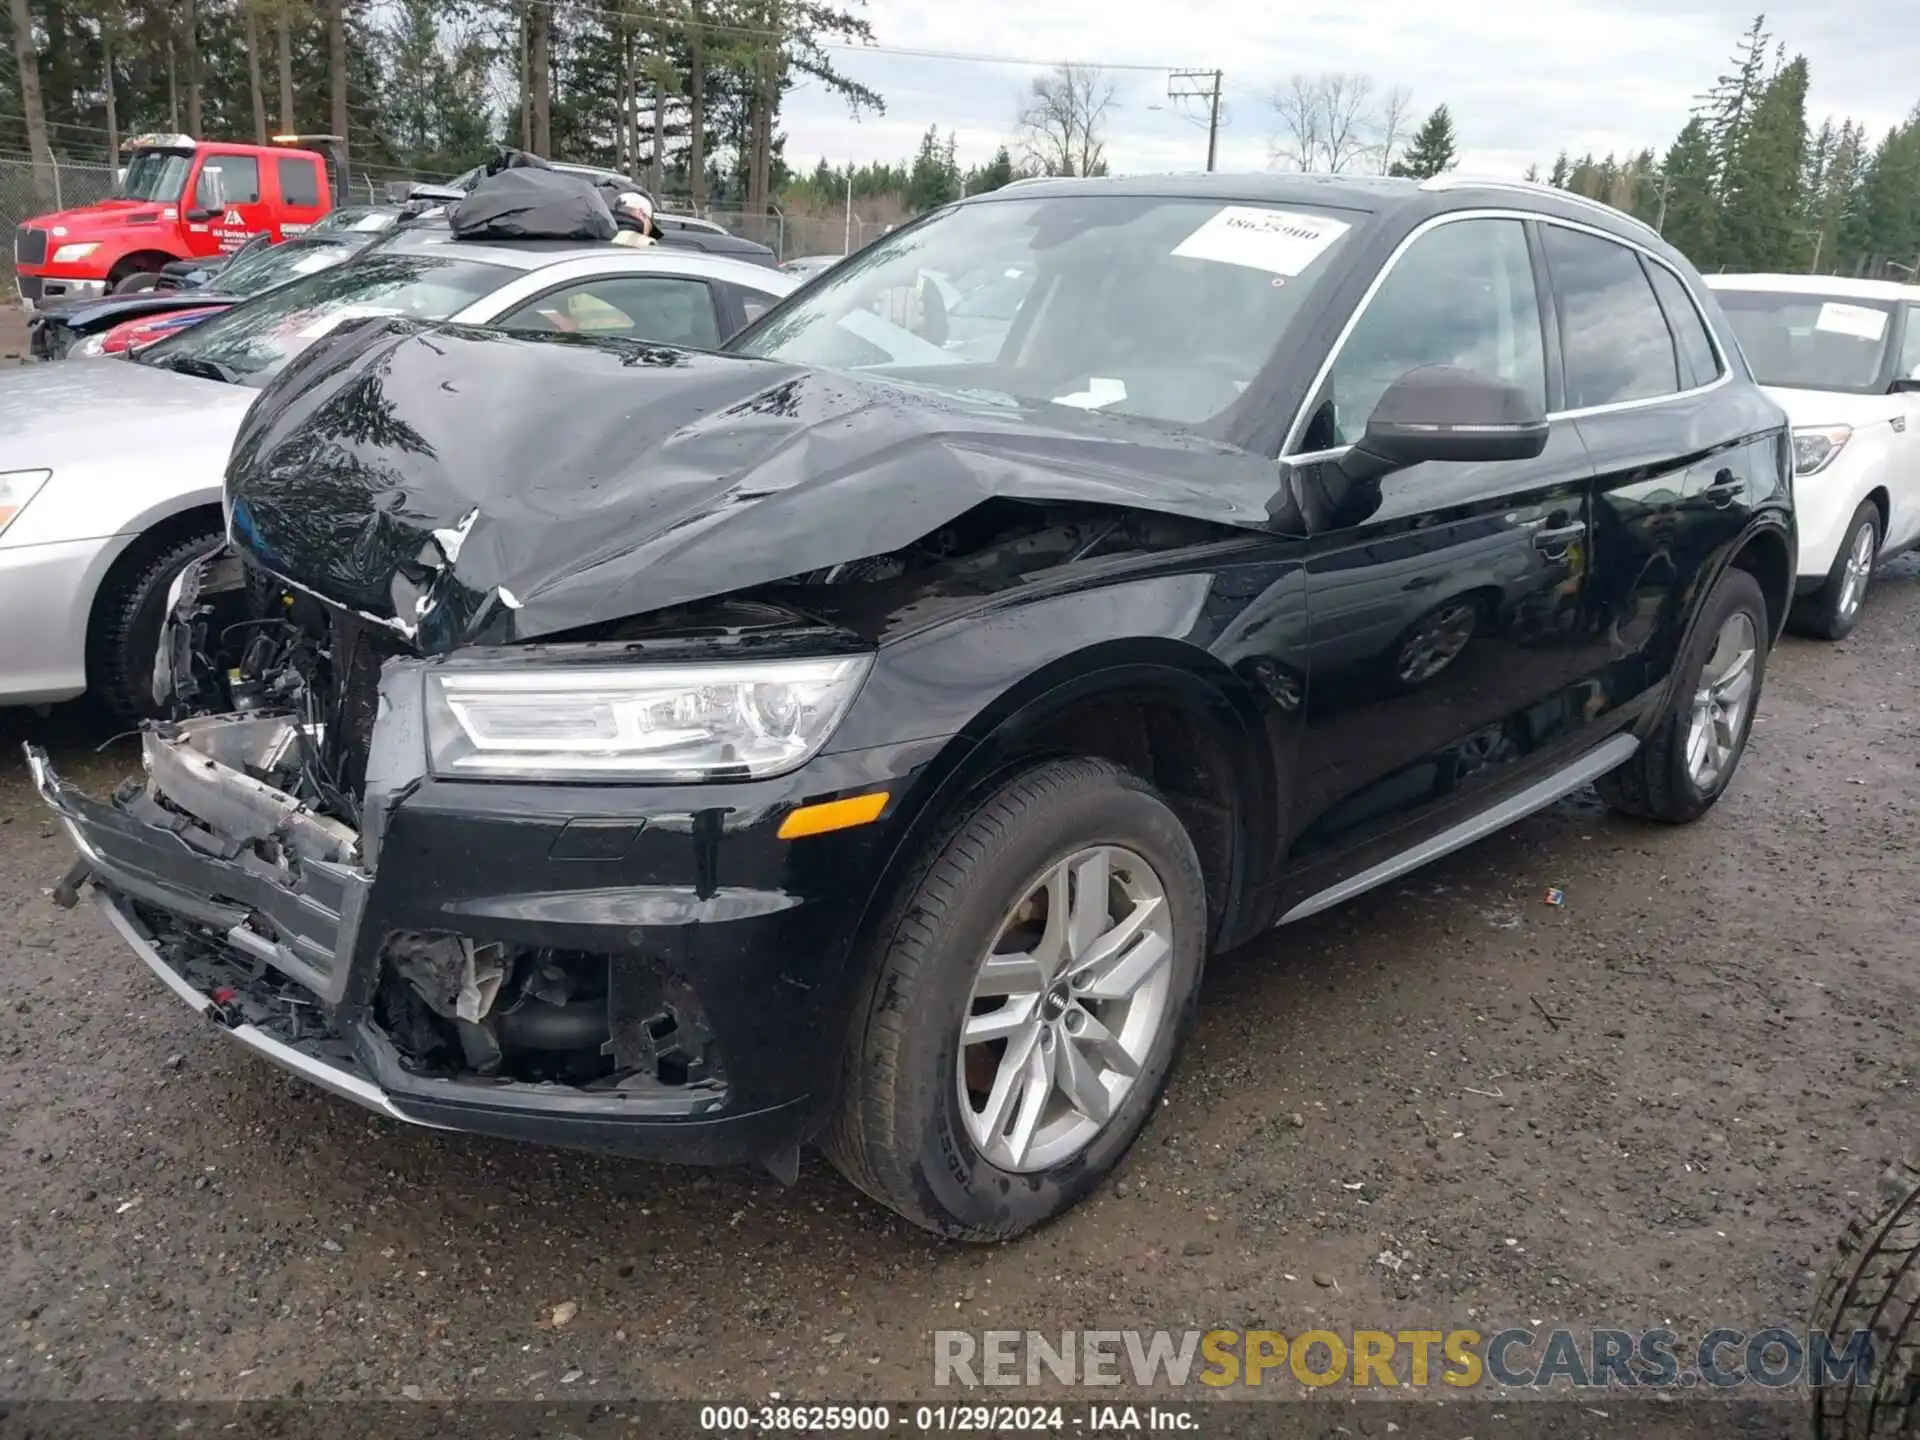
(1280, 215, 1600, 889)
(189, 152, 271, 257)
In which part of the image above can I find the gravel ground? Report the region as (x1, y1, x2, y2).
(0, 309, 1914, 1426)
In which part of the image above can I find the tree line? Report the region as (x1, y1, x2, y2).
(1534, 14, 1920, 279)
(0, 0, 881, 211)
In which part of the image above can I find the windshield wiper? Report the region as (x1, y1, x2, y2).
(143, 353, 243, 385)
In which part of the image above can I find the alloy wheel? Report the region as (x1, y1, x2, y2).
(1837, 520, 1876, 621)
(1684, 610, 1758, 789)
(956, 845, 1175, 1173)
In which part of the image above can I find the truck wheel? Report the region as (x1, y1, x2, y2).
(87, 526, 224, 730)
(112, 272, 165, 296)
(1597, 566, 1768, 825)
(824, 758, 1207, 1241)
(1810, 1158, 1920, 1439)
(1791, 501, 1880, 642)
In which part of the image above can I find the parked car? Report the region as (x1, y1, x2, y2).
(34, 230, 379, 360)
(0, 227, 795, 725)
(27, 173, 1793, 1241)
(12, 133, 340, 308)
(782, 253, 844, 280)
(1704, 274, 1920, 637)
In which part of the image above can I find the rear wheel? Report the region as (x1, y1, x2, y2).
(1597, 566, 1768, 824)
(824, 758, 1207, 1240)
(86, 526, 224, 730)
(1792, 501, 1880, 641)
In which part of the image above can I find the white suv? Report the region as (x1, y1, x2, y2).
(1707, 274, 1920, 638)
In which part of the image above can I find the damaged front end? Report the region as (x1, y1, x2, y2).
(30, 551, 750, 1160)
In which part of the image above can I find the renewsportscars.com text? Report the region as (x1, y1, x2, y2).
(933, 1327, 1873, 1391)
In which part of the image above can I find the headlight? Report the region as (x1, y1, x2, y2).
(50, 242, 99, 263)
(71, 334, 109, 358)
(0, 470, 51, 538)
(424, 654, 873, 781)
(1792, 425, 1851, 476)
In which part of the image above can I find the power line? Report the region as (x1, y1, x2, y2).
(1166, 69, 1224, 172)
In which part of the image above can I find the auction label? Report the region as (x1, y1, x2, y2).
(1172, 206, 1350, 276)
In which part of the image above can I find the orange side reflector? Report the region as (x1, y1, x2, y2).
(776, 791, 889, 840)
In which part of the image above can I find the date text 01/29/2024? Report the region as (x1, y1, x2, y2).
(696, 1404, 1198, 1433)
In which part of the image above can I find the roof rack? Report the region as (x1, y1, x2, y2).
(1418, 174, 1664, 243)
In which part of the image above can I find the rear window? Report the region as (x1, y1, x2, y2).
(1715, 289, 1897, 394)
(277, 156, 322, 208)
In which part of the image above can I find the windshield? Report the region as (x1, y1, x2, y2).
(311, 208, 398, 235)
(117, 149, 192, 203)
(1716, 290, 1896, 393)
(730, 195, 1364, 429)
(212, 241, 355, 297)
(137, 252, 513, 386)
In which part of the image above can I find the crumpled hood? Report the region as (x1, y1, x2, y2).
(225, 318, 1282, 651)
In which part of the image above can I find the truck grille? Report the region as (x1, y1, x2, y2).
(14, 226, 47, 267)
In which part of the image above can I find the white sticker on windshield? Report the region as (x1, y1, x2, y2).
(1814, 301, 1888, 342)
(1055, 377, 1128, 410)
(1172, 207, 1350, 276)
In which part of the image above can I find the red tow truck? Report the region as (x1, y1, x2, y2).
(12, 133, 342, 310)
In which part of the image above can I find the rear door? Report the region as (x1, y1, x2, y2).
(1544, 224, 1749, 716)
(489, 273, 727, 349)
(1279, 213, 1601, 886)
(272, 153, 329, 237)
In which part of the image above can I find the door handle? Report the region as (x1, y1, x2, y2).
(1529, 522, 1585, 554)
(1703, 480, 1742, 509)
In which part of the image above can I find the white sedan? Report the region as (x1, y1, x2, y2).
(0, 226, 794, 724)
(1706, 273, 1920, 638)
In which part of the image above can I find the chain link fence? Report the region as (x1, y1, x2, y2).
(2, 155, 120, 284)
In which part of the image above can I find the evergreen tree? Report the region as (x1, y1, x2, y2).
(905, 123, 958, 211)
(1548, 151, 1570, 188)
(1850, 110, 1920, 273)
(1659, 117, 1721, 265)
(1700, 13, 1773, 191)
(1718, 52, 1808, 268)
(966, 145, 1016, 195)
(1389, 103, 1457, 179)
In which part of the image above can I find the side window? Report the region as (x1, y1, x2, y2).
(497, 276, 722, 349)
(199, 154, 261, 205)
(1899, 306, 1920, 381)
(1543, 227, 1678, 409)
(1300, 218, 1545, 451)
(1644, 261, 1722, 389)
(277, 157, 321, 209)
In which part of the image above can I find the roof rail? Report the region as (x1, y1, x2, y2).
(1419, 173, 1664, 243)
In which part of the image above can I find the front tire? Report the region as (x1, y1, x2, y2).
(1791, 501, 1880, 641)
(1597, 565, 1768, 825)
(87, 527, 224, 730)
(824, 758, 1207, 1240)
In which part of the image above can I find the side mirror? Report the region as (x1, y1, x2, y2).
(188, 168, 226, 221)
(1341, 364, 1550, 483)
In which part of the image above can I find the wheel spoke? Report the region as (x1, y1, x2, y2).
(973, 952, 1046, 999)
(1716, 659, 1754, 708)
(1080, 929, 1171, 1002)
(1002, 1037, 1055, 1167)
(1069, 1007, 1140, 1079)
(1056, 1032, 1111, 1124)
(1027, 862, 1072, 982)
(1685, 724, 1710, 776)
(1069, 895, 1163, 982)
(963, 995, 1038, 1044)
(975, 1022, 1042, 1142)
(1065, 848, 1112, 963)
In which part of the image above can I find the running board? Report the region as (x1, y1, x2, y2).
(1277, 733, 1640, 926)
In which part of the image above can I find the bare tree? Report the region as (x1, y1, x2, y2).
(1374, 84, 1415, 175)
(1017, 64, 1117, 177)
(1268, 72, 1413, 175)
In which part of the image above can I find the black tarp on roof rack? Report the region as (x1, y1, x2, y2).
(447, 150, 617, 243)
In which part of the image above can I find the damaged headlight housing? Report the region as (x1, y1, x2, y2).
(424, 654, 873, 781)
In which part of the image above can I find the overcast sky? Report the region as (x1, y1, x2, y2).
(777, 0, 1915, 179)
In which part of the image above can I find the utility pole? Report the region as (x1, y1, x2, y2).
(1167, 69, 1224, 172)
